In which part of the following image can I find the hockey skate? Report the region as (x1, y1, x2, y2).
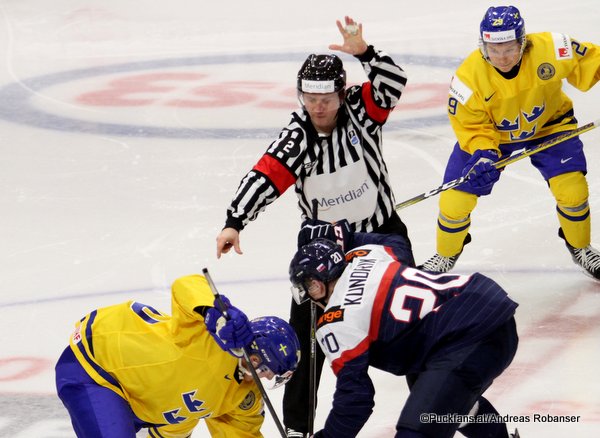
(559, 228, 600, 280)
(419, 234, 471, 273)
(420, 253, 461, 273)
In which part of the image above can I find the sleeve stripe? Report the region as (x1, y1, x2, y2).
(370, 263, 399, 339)
(361, 82, 392, 124)
(71, 311, 125, 396)
(331, 337, 370, 375)
(331, 262, 398, 375)
(148, 427, 167, 437)
(252, 154, 296, 195)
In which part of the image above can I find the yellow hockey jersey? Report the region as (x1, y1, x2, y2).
(448, 32, 600, 154)
(68, 275, 264, 438)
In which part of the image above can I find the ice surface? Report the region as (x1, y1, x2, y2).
(0, 0, 599, 436)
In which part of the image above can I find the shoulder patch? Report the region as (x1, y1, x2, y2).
(239, 390, 257, 410)
(537, 63, 556, 80)
(449, 76, 472, 105)
(552, 32, 572, 60)
(71, 325, 82, 344)
(345, 248, 371, 261)
(317, 305, 345, 329)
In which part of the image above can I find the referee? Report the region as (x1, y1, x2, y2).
(216, 15, 414, 437)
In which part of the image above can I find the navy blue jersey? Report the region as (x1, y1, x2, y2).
(315, 235, 518, 436)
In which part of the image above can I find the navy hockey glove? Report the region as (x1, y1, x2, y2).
(297, 219, 353, 251)
(461, 149, 501, 190)
(205, 295, 253, 357)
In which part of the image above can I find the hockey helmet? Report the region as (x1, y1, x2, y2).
(289, 238, 347, 305)
(297, 54, 346, 94)
(246, 316, 300, 388)
(479, 6, 526, 60)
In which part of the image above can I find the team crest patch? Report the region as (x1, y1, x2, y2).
(239, 390, 256, 410)
(317, 306, 345, 328)
(345, 248, 371, 261)
(537, 63, 555, 80)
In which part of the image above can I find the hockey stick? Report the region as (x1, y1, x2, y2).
(306, 199, 321, 437)
(394, 119, 600, 211)
(202, 267, 287, 438)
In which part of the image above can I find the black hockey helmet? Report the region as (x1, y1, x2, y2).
(297, 54, 346, 94)
(289, 238, 347, 304)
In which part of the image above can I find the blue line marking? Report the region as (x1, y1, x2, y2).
(0, 277, 288, 308)
(0, 268, 582, 308)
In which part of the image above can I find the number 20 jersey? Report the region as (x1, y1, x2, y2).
(316, 244, 518, 377)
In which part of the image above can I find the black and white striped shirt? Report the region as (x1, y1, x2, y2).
(224, 45, 408, 233)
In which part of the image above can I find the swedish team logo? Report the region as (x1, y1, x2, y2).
(239, 390, 257, 410)
(537, 63, 555, 80)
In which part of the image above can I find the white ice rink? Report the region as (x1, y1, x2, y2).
(1, 0, 599, 436)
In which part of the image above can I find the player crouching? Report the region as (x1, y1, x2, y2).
(289, 223, 520, 437)
(55, 274, 300, 438)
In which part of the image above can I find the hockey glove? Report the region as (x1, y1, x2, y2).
(461, 149, 501, 190)
(205, 295, 253, 357)
(297, 219, 353, 251)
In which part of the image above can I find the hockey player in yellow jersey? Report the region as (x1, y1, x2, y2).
(55, 274, 300, 438)
(421, 5, 600, 279)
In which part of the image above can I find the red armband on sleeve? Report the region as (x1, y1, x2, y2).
(252, 154, 296, 195)
(361, 82, 392, 124)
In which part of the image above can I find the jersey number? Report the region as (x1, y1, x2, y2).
(130, 302, 167, 324)
(318, 269, 471, 354)
(389, 269, 470, 323)
(448, 97, 458, 115)
(571, 41, 587, 57)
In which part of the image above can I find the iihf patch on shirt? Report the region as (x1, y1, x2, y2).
(317, 305, 345, 329)
(348, 129, 360, 146)
(239, 390, 256, 410)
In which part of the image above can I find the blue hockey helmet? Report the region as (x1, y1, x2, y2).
(289, 238, 347, 305)
(297, 54, 346, 94)
(247, 316, 300, 388)
(479, 6, 526, 60)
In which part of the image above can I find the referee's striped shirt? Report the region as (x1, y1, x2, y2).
(224, 45, 408, 233)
